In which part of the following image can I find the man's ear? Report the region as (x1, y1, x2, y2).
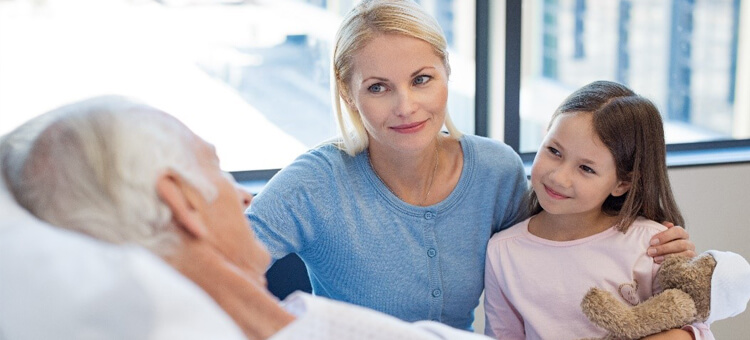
(156, 170, 208, 239)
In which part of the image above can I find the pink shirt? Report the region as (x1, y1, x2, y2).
(483, 216, 712, 340)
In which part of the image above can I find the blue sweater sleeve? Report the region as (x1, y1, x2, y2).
(247, 146, 340, 262)
(467, 136, 529, 234)
(495, 145, 529, 232)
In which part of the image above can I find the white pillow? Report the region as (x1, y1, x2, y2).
(0, 183, 246, 340)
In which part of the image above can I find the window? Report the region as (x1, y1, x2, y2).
(492, 0, 750, 163)
(3, 0, 746, 180)
(0, 0, 475, 177)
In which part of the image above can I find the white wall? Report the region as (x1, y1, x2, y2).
(473, 162, 750, 336)
(670, 162, 750, 338)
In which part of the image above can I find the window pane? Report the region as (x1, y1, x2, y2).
(518, 0, 748, 154)
(0, 0, 475, 172)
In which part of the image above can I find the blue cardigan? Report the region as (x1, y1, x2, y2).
(248, 134, 528, 330)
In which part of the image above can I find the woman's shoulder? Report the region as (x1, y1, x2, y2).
(263, 142, 355, 191)
(461, 134, 515, 153)
(460, 134, 525, 175)
(284, 142, 352, 173)
(462, 135, 520, 161)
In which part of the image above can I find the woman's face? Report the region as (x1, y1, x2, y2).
(346, 34, 448, 155)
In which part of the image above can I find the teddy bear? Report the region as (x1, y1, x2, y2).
(579, 250, 750, 340)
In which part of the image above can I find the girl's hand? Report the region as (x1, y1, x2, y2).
(648, 222, 697, 264)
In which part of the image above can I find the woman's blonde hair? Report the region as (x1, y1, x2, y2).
(331, 0, 462, 156)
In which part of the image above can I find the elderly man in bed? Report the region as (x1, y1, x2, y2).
(0, 95, 493, 340)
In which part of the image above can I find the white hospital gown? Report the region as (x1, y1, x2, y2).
(273, 292, 491, 340)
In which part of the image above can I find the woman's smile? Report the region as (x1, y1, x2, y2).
(391, 120, 428, 134)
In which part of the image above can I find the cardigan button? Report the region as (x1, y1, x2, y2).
(432, 289, 442, 297)
(427, 248, 437, 257)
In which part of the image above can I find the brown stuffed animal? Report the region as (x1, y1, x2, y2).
(580, 253, 716, 340)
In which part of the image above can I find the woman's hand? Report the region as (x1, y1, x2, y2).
(648, 222, 697, 264)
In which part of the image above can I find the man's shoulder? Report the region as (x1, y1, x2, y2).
(274, 292, 490, 340)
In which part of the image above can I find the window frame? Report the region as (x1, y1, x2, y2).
(493, 0, 750, 167)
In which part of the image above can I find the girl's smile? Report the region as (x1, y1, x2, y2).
(542, 184, 570, 200)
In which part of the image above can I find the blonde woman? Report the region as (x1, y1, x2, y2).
(248, 0, 693, 330)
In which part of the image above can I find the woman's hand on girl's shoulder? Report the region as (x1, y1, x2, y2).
(648, 222, 697, 264)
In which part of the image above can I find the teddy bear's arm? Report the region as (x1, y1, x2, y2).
(581, 287, 697, 340)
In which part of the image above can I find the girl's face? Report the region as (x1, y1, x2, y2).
(530, 113, 630, 218)
(346, 34, 448, 155)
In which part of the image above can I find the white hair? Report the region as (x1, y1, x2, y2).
(1, 95, 216, 254)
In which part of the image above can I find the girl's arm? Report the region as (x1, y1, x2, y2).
(483, 245, 524, 339)
(649, 222, 696, 264)
(642, 323, 715, 340)
(641, 328, 694, 340)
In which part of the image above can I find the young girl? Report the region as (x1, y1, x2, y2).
(483, 81, 710, 339)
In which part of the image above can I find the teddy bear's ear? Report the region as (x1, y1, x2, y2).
(690, 253, 718, 272)
(659, 254, 715, 287)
